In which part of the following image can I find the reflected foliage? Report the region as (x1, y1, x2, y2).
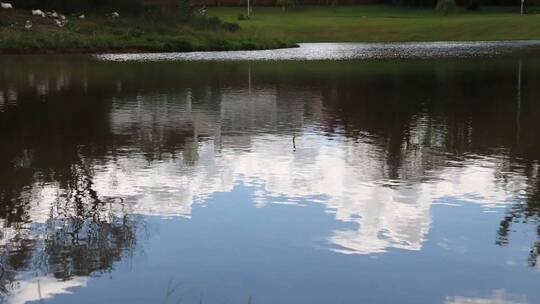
(497, 164, 540, 267)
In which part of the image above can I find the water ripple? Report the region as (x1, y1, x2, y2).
(97, 41, 540, 62)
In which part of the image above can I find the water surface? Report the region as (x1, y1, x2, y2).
(1, 47, 540, 303)
(98, 41, 540, 61)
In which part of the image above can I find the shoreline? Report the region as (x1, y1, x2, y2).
(3, 40, 540, 56)
(0, 44, 300, 55)
(94, 41, 540, 62)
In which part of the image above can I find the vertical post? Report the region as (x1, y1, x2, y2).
(247, 0, 250, 18)
(248, 65, 252, 94)
(516, 59, 522, 144)
(521, 0, 524, 16)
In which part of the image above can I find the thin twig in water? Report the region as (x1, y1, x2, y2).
(162, 279, 183, 304)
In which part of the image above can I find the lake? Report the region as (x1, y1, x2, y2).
(1, 43, 540, 304)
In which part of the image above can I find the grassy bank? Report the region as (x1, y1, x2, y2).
(211, 5, 540, 42)
(1, 5, 540, 53)
(0, 9, 293, 53)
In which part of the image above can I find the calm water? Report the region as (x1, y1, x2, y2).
(1, 45, 540, 303)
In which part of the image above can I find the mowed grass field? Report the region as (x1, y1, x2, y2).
(210, 5, 540, 42)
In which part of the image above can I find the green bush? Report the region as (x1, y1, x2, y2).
(237, 13, 250, 21)
(435, 0, 457, 16)
(207, 16, 222, 27)
(222, 22, 240, 32)
(189, 15, 240, 32)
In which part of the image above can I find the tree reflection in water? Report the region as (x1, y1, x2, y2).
(497, 167, 540, 267)
(0, 160, 137, 295)
(0, 61, 139, 295)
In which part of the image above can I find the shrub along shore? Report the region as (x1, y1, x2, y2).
(0, 4, 539, 54)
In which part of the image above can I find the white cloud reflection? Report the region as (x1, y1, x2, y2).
(445, 289, 528, 304)
(11, 88, 531, 257)
(7, 275, 88, 304)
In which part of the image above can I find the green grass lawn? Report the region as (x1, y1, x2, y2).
(210, 5, 540, 42)
(0, 9, 292, 53)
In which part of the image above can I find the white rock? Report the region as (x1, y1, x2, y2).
(24, 20, 32, 31)
(32, 9, 46, 17)
(111, 12, 120, 18)
(54, 18, 68, 28)
(1, 2, 13, 9)
(78, 14, 85, 19)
